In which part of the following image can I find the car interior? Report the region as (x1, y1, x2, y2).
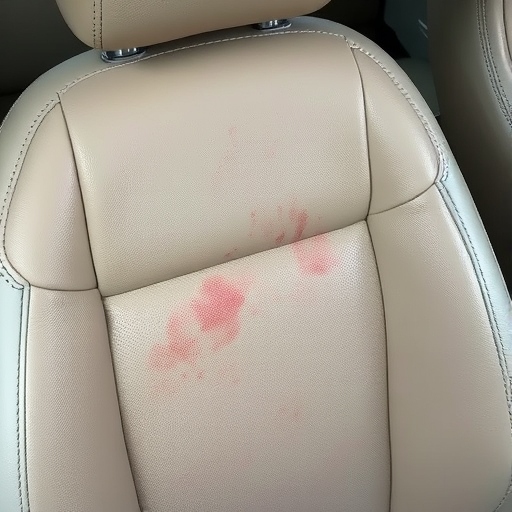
(1, 0, 511, 511)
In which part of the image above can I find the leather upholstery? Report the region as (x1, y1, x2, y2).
(55, 0, 330, 50)
(1, 12, 512, 512)
(428, 0, 512, 291)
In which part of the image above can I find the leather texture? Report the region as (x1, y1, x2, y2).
(55, 0, 330, 50)
(1, 14, 511, 512)
(428, 0, 512, 291)
(105, 222, 390, 511)
(25, 287, 140, 512)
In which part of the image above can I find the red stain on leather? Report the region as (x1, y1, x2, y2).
(292, 234, 338, 276)
(278, 404, 304, 423)
(250, 199, 310, 246)
(289, 203, 309, 242)
(216, 125, 241, 180)
(224, 247, 238, 259)
(275, 230, 286, 244)
(197, 370, 205, 380)
(192, 276, 245, 350)
(148, 314, 199, 370)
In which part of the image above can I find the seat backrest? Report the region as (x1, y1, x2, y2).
(428, 0, 512, 291)
(1, 1, 511, 511)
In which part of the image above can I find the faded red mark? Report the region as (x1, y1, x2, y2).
(292, 234, 338, 276)
(149, 377, 182, 398)
(278, 404, 303, 423)
(237, 452, 255, 469)
(224, 247, 238, 260)
(148, 314, 200, 370)
(192, 276, 246, 350)
(277, 397, 305, 427)
(228, 126, 238, 139)
(249, 305, 262, 316)
(275, 230, 286, 244)
(289, 203, 309, 242)
(216, 126, 241, 180)
(217, 362, 241, 386)
(249, 200, 309, 247)
(197, 370, 205, 380)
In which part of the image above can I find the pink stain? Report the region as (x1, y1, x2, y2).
(275, 230, 286, 245)
(224, 247, 238, 260)
(292, 234, 338, 276)
(249, 211, 257, 238)
(148, 314, 200, 370)
(215, 126, 240, 181)
(228, 125, 239, 142)
(289, 203, 309, 242)
(197, 370, 205, 380)
(277, 401, 304, 424)
(192, 276, 246, 350)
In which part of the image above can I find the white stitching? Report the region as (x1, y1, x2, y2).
(0, 23, 510, 511)
(0, 102, 57, 288)
(438, 181, 512, 512)
(0, 30, 349, 288)
(348, 42, 449, 182)
(477, 0, 512, 128)
(350, 36, 512, 511)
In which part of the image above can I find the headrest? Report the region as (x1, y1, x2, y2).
(55, 0, 331, 50)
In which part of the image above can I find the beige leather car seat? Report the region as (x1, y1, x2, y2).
(1, 0, 512, 511)
(428, 0, 512, 291)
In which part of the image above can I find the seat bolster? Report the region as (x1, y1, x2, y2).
(428, 0, 512, 289)
(0, 278, 29, 512)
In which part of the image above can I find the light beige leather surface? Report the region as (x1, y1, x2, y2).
(1, 13, 511, 512)
(370, 186, 512, 511)
(57, 29, 369, 297)
(105, 222, 389, 512)
(55, 0, 330, 49)
(25, 287, 140, 512)
(5, 106, 96, 291)
(429, 0, 512, 291)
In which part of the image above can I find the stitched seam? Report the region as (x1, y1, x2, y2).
(57, 97, 100, 288)
(350, 47, 372, 216)
(22, 288, 30, 512)
(15, 286, 24, 511)
(92, 0, 97, 48)
(477, 0, 512, 127)
(0, 29, 447, 286)
(99, 0, 103, 48)
(482, 0, 512, 117)
(348, 42, 448, 182)
(0, 102, 58, 288)
(0, 31, 352, 289)
(438, 181, 512, 511)
(365, 220, 392, 508)
(56, 30, 350, 93)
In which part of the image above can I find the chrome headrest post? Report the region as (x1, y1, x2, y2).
(101, 47, 146, 63)
(255, 19, 292, 31)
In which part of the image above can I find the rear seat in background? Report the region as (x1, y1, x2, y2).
(0, 0, 87, 121)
